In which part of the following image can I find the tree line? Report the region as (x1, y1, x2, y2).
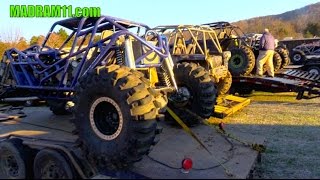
(0, 28, 101, 57)
(1, 21, 319, 57)
(235, 17, 320, 40)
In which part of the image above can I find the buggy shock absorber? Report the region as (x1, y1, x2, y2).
(159, 56, 178, 91)
(159, 68, 172, 87)
(115, 48, 123, 65)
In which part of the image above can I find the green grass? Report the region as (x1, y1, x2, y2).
(223, 91, 320, 179)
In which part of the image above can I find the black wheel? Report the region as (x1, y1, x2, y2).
(217, 70, 232, 95)
(166, 62, 217, 126)
(307, 66, 320, 75)
(229, 45, 255, 76)
(73, 65, 163, 170)
(276, 48, 291, 68)
(47, 100, 71, 115)
(33, 149, 75, 179)
(291, 51, 305, 65)
(0, 138, 33, 179)
(263, 51, 282, 73)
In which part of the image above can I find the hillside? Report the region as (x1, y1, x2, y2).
(233, 2, 320, 39)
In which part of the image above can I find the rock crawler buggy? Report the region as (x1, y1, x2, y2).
(203, 21, 291, 76)
(0, 16, 217, 174)
(152, 25, 231, 126)
(291, 40, 320, 65)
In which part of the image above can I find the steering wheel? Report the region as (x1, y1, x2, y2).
(145, 30, 159, 41)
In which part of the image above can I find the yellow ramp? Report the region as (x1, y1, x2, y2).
(212, 95, 251, 119)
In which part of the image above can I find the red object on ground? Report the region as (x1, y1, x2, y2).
(182, 158, 193, 171)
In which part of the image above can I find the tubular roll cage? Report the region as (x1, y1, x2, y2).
(294, 40, 320, 55)
(203, 22, 246, 37)
(152, 25, 223, 56)
(202, 21, 251, 47)
(3, 16, 171, 100)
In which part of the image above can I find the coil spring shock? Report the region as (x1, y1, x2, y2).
(159, 66, 172, 87)
(116, 48, 123, 65)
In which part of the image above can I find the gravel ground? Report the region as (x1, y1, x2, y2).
(221, 91, 320, 179)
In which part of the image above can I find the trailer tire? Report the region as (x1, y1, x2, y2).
(229, 45, 255, 76)
(0, 138, 33, 179)
(166, 62, 217, 126)
(217, 70, 232, 95)
(33, 149, 75, 179)
(73, 65, 161, 170)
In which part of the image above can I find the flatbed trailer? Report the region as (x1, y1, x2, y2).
(300, 57, 320, 75)
(0, 106, 263, 179)
(230, 69, 320, 100)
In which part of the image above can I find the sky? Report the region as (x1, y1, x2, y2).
(0, 0, 319, 41)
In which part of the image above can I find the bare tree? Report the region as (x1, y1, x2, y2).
(1, 26, 23, 44)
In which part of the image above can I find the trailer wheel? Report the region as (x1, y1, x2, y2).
(73, 65, 162, 170)
(307, 66, 320, 75)
(217, 70, 232, 95)
(229, 45, 255, 76)
(0, 138, 33, 179)
(291, 51, 305, 65)
(167, 62, 217, 126)
(33, 149, 75, 179)
(276, 48, 291, 68)
(47, 100, 71, 115)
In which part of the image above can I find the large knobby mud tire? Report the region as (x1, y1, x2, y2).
(273, 51, 282, 71)
(47, 100, 71, 115)
(166, 62, 217, 126)
(277, 48, 291, 68)
(73, 65, 162, 170)
(217, 70, 232, 95)
(33, 149, 75, 179)
(263, 51, 282, 74)
(229, 45, 255, 76)
(0, 139, 33, 179)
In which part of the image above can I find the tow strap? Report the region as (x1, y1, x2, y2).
(186, 108, 266, 153)
(166, 106, 266, 177)
(166, 107, 233, 177)
(166, 107, 212, 155)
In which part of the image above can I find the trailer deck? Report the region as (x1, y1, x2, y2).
(0, 106, 264, 179)
(231, 69, 320, 100)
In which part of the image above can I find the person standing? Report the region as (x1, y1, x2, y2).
(256, 28, 275, 77)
